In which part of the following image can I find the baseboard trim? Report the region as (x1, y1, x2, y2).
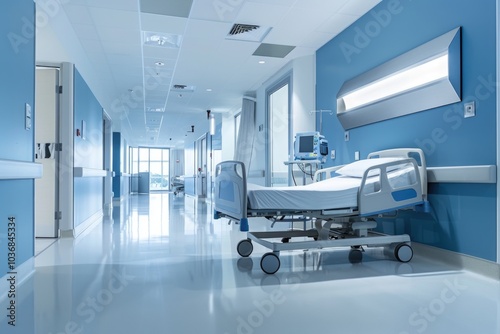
(60, 210, 103, 239)
(413, 242, 500, 280)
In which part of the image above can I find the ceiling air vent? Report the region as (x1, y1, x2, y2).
(171, 84, 195, 92)
(226, 23, 271, 42)
(229, 24, 260, 36)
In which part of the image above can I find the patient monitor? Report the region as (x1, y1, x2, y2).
(293, 131, 328, 162)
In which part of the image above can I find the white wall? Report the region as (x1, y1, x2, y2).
(170, 149, 184, 177)
(291, 55, 316, 134)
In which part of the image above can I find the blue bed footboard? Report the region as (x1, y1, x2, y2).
(214, 161, 249, 231)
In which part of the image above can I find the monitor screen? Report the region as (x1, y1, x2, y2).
(299, 136, 314, 153)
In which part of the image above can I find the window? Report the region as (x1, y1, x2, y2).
(130, 147, 170, 191)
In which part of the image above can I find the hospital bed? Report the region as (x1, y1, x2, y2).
(171, 175, 185, 195)
(214, 148, 428, 274)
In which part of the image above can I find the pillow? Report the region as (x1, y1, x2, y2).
(336, 157, 405, 178)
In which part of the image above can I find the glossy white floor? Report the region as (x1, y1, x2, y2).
(1, 192, 499, 334)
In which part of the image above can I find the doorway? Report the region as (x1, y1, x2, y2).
(196, 134, 208, 198)
(34, 66, 60, 241)
(266, 76, 292, 187)
(103, 114, 113, 216)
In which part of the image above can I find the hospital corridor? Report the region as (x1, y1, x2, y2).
(1, 192, 498, 334)
(2, 0, 500, 333)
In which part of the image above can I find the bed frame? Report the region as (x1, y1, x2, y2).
(214, 148, 428, 274)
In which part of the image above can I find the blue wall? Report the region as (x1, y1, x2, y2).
(316, 0, 497, 260)
(112, 132, 130, 199)
(112, 132, 122, 198)
(0, 1, 36, 273)
(73, 69, 103, 227)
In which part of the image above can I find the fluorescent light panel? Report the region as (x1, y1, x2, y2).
(143, 31, 182, 48)
(342, 54, 449, 111)
(336, 27, 461, 130)
(209, 115, 215, 135)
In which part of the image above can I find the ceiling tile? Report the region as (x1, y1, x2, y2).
(252, 43, 295, 58)
(89, 7, 140, 28)
(140, 0, 193, 18)
(316, 13, 359, 35)
(86, 0, 139, 11)
(339, 0, 382, 16)
(97, 27, 140, 42)
(101, 41, 139, 56)
(61, 4, 94, 25)
(299, 31, 338, 48)
(293, 0, 349, 11)
(189, 1, 242, 23)
(78, 39, 105, 54)
(143, 46, 180, 61)
(234, 2, 289, 27)
(72, 23, 101, 40)
(140, 13, 187, 35)
(247, 0, 294, 5)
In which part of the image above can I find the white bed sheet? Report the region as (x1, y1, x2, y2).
(247, 165, 416, 211)
(247, 177, 360, 211)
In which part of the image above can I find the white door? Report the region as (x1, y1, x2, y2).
(35, 67, 59, 237)
(196, 135, 207, 198)
(103, 115, 113, 216)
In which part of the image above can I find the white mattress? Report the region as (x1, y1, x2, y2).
(246, 165, 416, 211)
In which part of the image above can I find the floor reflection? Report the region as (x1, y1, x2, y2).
(0, 193, 499, 334)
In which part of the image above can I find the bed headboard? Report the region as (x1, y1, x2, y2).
(367, 148, 427, 199)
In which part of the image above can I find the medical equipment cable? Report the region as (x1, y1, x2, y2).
(292, 169, 298, 186)
(297, 163, 315, 179)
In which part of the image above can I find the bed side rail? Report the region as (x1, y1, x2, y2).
(358, 158, 423, 216)
(367, 148, 427, 199)
(214, 160, 249, 231)
(314, 165, 345, 182)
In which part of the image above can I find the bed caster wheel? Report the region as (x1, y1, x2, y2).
(237, 239, 253, 257)
(260, 252, 280, 274)
(348, 249, 363, 263)
(395, 243, 413, 263)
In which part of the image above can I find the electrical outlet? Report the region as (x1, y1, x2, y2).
(464, 101, 475, 118)
(331, 150, 336, 160)
(355, 151, 360, 160)
(344, 131, 350, 141)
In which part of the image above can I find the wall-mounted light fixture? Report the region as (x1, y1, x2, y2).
(209, 114, 216, 135)
(336, 27, 461, 129)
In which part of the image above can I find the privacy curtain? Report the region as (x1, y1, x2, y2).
(234, 97, 256, 175)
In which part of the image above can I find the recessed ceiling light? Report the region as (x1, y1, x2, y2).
(155, 61, 165, 66)
(259, 60, 266, 64)
(143, 31, 182, 48)
(206, 88, 212, 92)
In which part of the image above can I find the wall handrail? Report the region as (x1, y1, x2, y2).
(0, 159, 42, 180)
(74, 167, 107, 178)
(427, 165, 496, 183)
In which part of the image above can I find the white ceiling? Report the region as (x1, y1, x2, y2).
(38, 0, 381, 148)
